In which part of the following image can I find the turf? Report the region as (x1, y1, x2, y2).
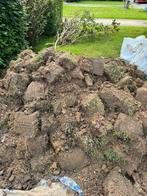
(63, 4, 147, 20)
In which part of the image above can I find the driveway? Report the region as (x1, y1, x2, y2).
(95, 18, 147, 27)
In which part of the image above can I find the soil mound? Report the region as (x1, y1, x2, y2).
(0, 48, 147, 195)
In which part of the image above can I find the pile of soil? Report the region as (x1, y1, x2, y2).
(0, 48, 147, 196)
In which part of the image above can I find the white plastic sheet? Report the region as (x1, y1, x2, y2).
(120, 35, 147, 75)
(0, 183, 75, 196)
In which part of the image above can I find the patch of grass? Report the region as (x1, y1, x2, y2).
(83, 135, 110, 159)
(83, 135, 123, 163)
(34, 27, 147, 58)
(0, 117, 10, 130)
(35, 101, 54, 113)
(63, 5, 147, 20)
(113, 130, 130, 143)
(83, 136, 97, 159)
(33, 36, 55, 52)
(59, 26, 147, 58)
(103, 149, 123, 163)
(65, 122, 75, 136)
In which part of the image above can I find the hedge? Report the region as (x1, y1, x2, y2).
(0, 0, 63, 68)
(0, 0, 27, 68)
(19, 0, 63, 44)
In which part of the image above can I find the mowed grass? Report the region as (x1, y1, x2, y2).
(34, 27, 147, 58)
(63, 5, 147, 20)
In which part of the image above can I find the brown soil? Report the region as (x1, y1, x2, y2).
(0, 48, 147, 196)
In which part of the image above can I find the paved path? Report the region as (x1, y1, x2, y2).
(64, 2, 121, 8)
(95, 18, 147, 27)
(64, 2, 147, 9)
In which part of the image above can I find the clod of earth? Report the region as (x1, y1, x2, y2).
(0, 48, 147, 196)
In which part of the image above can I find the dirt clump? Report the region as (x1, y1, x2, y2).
(0, 48, 147, 196)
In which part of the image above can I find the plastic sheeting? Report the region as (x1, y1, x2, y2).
(0, 183, 75, 196)
(0, 176, 84, 196)
(120, 35, 147, 75)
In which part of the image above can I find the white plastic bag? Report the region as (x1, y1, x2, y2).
(120, 35, 147, 75)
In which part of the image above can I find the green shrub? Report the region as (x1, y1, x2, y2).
(55, 11, 119, 48)
(44, 0, 63, 36)
(0, 0, 27, 68)
(24, 0, 63, 45)
(23, 0, 50, 45)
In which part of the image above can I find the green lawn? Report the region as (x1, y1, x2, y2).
(34, 27, 147, 58)
(63, 5, 147, 20)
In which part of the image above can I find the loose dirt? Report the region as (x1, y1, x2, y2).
(0, 48, 147, 196)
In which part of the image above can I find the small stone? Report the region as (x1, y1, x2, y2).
(53, 169, 61, 176)
(71, 67, 84, 80)
(9, 175, 15, 182)
(102, 164, 107, 170)
(75, 112, 81, 122)
(50, 162, 58, 171)
(64, 145, 69, 151)
(0, 170, 4, 176)
(50, 130, 65, 153)
(84, 74, 93, 86)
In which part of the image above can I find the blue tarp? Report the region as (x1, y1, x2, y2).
(120, 35, 147, 75)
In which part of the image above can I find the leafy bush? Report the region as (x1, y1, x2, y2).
(23, 0, 50, 45)
(0, 0, 27, 68)
(24, 0, 63, 45)
(44, 0, 63, 36)
(55, 11, 120, 48)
